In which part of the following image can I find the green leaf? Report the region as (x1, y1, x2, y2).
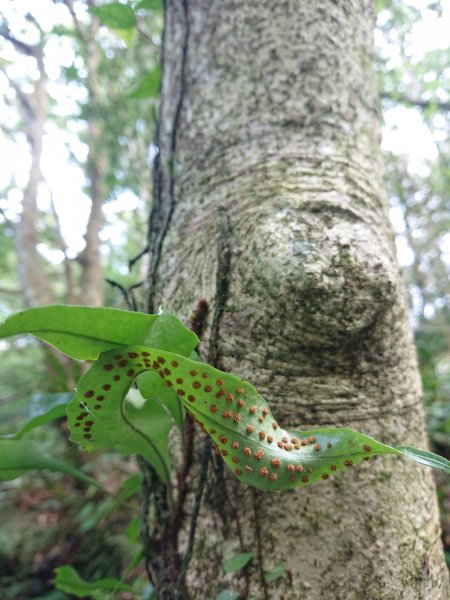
(223, 552, 253, 573)
(0, 305, 197, 361)
(134, 0, 162, 10)
(0, 439, 100, 487)
(115, 27, 136, 46)
(0, 306, 156, 360)
(54, 565, 134, 597)
(135, 308, 200, 430)
(395, 446, 450, 473)
(127, 515, 141, 544)
(117, 548, 144, 593)
(264, 564, 285, 583)
(137, 371, 184, 430)
(117, 472, 143, 501)
(69, 372, 173, 482)
(67, 345, 450, 490)
(89, 3, 136, 29)
(0, 305, 197, 484)
(216, 591, 240, 600)
(144, 306, 197, 356)
(15, 392, 72, 438)
(128, 68, 161, 99)
(79, 498, 115, 532)
(123, 390, 172, 482)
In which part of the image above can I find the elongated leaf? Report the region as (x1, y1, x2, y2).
(89, 3, 136, 29)
(0, 306, 156, 360)
(395, 446, 450, 472)
(0, 305, 197, 361)
(67, 346, 450, 491)
(127, 515, 141, 543)
(117, 472, 143, 500)
(15, 392, 71, 438)
(0, 439, 100, 487)
(264, 564, 285, 583)
(115, 548, 144, 596)
(54, 565, 134, 597)
(224, 552, 253, 573)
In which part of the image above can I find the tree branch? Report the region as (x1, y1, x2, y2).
(136, 20, 160, 50)
(0, 286, 21, 295)
(25, 12, 44, 35)
(0, 121, 16, 140)
(0, 28, 37, 57)
(45, 180, 77, 304)
(61, 0, 86, 42)
(175, 437, 211, 599)
(381, 91, 450, 112)
(105, 278, 135, 310)
(129, 245, 149, 272)
(0, 66, 34, 118)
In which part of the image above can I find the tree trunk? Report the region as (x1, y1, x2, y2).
(79, 18, 105, 308)
(14, 44, 55, 308)
(146, 1, 450, 598)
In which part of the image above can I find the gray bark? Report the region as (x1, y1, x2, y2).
(147, 1, 450, 598)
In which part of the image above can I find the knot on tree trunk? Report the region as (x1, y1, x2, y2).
(241, 208, 398, 349)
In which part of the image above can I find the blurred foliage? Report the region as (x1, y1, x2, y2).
(0, 460, 143, 599)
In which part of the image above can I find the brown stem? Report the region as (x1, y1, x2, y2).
(252, 489, 269, 600)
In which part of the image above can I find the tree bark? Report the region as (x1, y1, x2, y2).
(147, 1, 450, 598)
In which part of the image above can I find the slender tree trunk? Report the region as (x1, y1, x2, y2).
(78, 16, 105, 308)
(7, 38, 75, 386)
(14, 45, 55, 308)
(147, 1, 449, 598)
(62, 3, 105, 307)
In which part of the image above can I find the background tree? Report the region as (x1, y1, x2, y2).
(378, 2, 450, 556)
(0, 1, 158, 312)
(377, 0, 450, 460)
(144, 1, 450, 598)
(0, 3, 161, 597)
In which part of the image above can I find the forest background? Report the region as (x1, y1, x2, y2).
(0, 0, 449, 598)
